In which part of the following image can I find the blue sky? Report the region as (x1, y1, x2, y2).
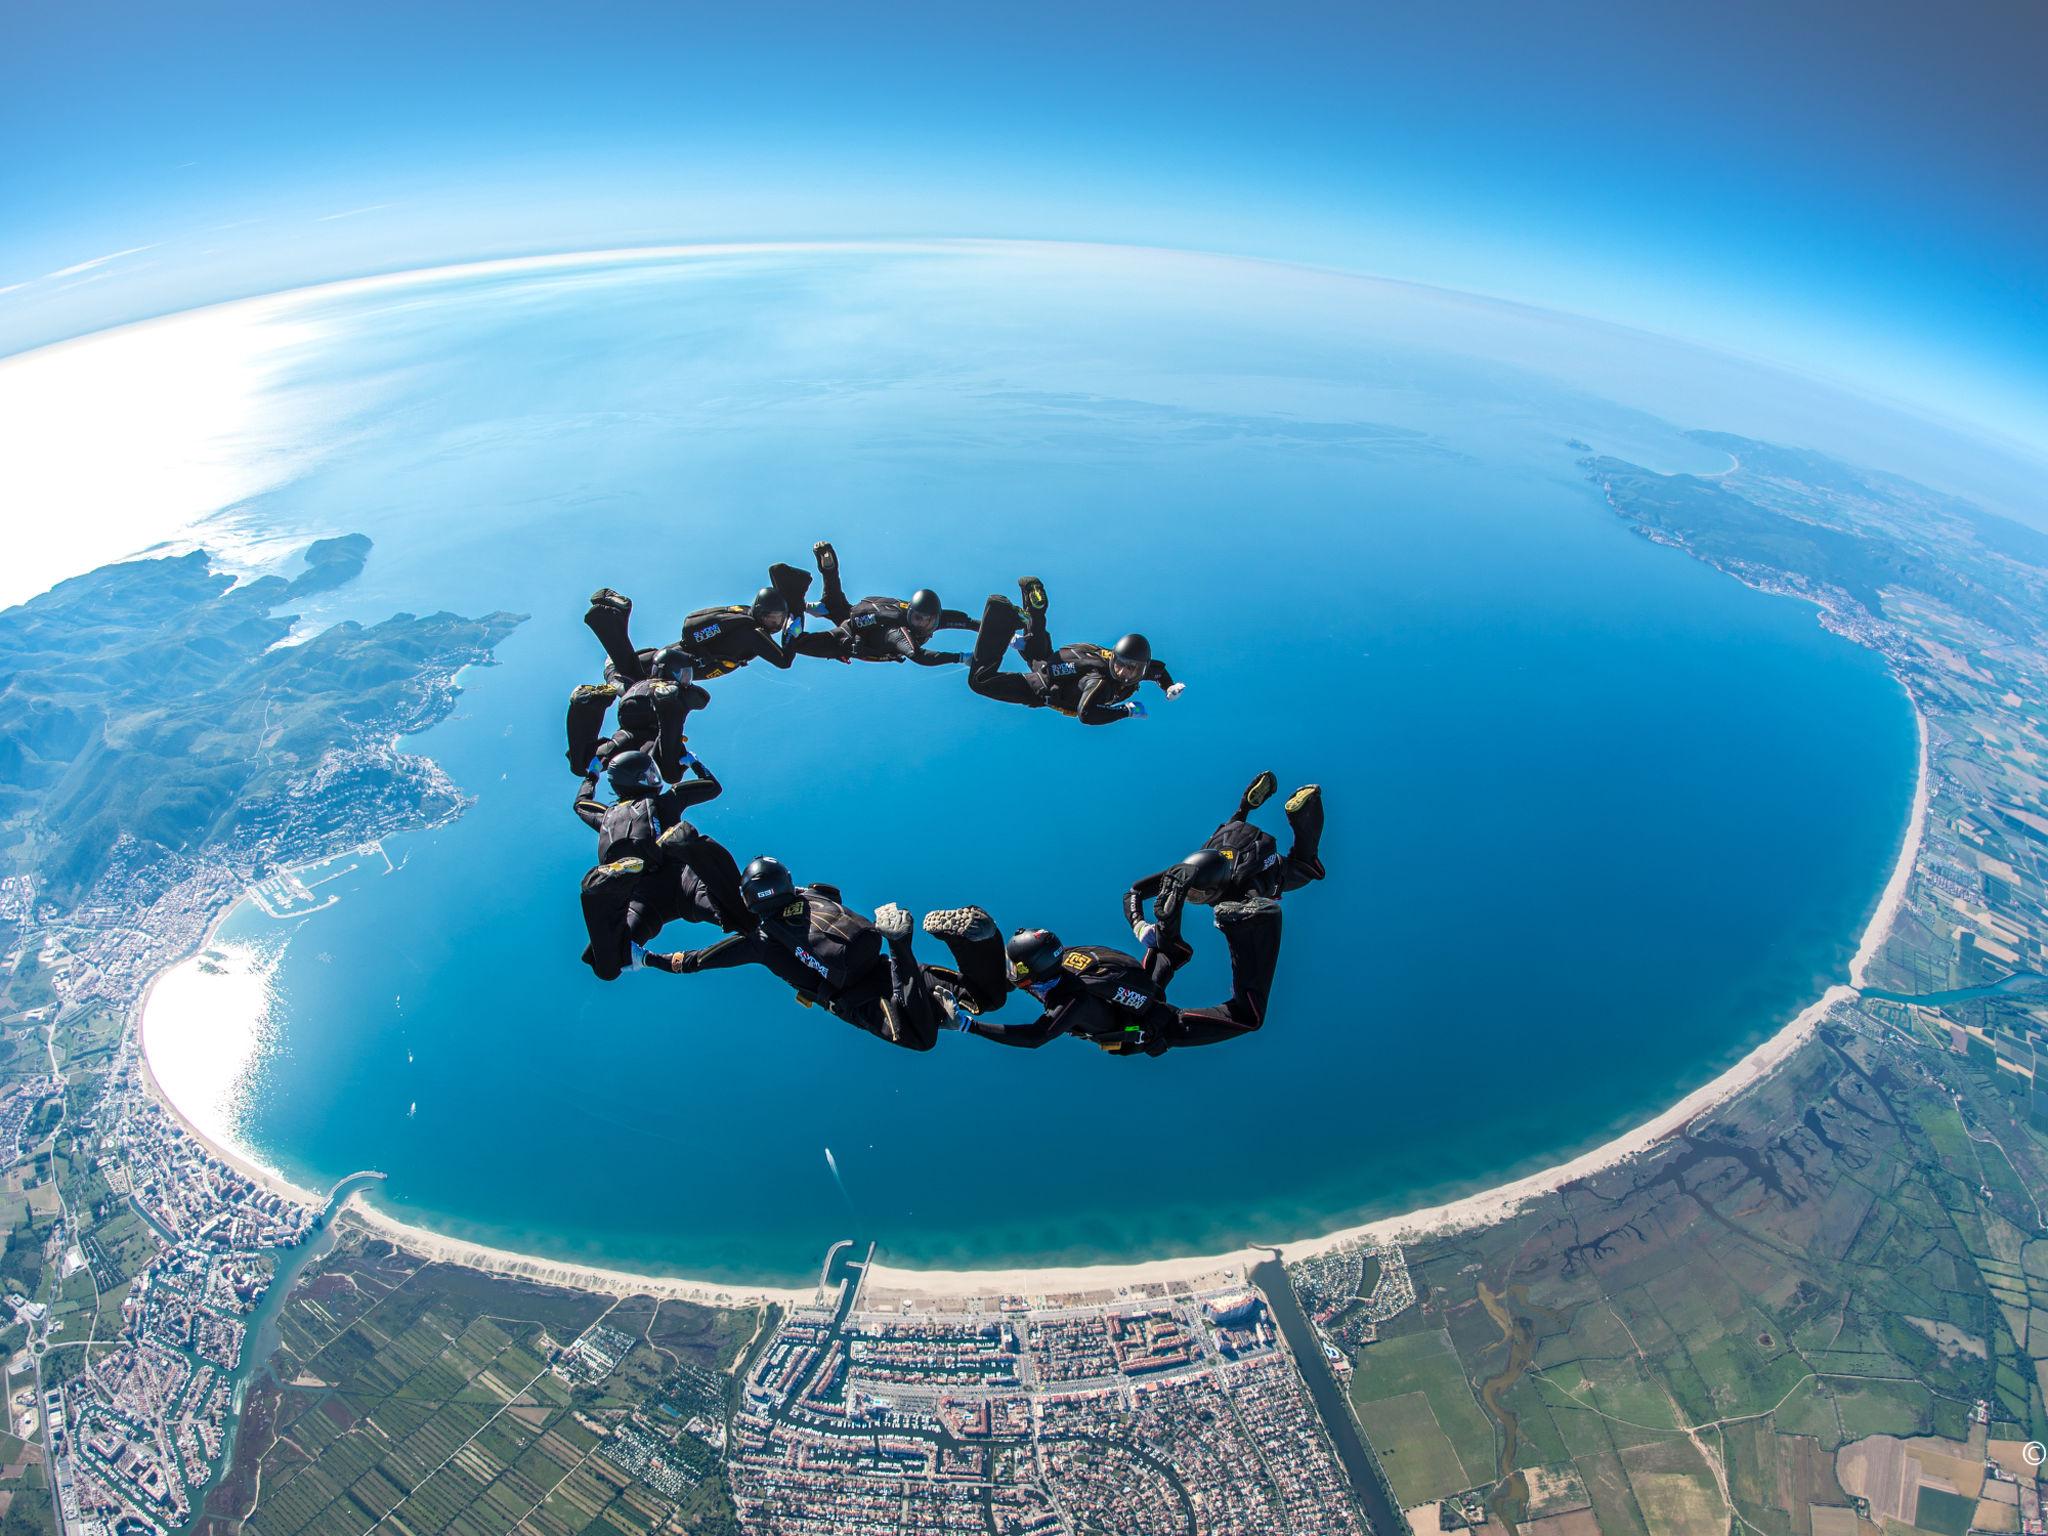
(5, 0, 2044, 449)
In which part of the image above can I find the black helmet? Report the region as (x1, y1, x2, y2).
(617, 689, 659, 734)
(751, 586, 790, 625)
(1111, 632, 1151, 679)
(907, 589, 942, 627)
(606, 749, 661, 798)
(1176, 848, 1232, 901)
(1006, 928, 1064, 984)
(740, 856, 797, 915)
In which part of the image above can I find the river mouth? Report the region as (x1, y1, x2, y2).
(125, 247, 1923, 1285)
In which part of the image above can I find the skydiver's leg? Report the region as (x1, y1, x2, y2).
(1279, 783, 1326, 889)
(1159, 897, 1282, 1047)
(968, 597, 1045, 707)
(579, 859, 647, 981)
(792, 629, 855, 660)
(919, 907, 1011, 1012)
(768, 562, 813, 616)
(812, 542, 851, 622)
(566, 683, 620, 774)
(584, 590, 646, 681)
(655, 823, 751, 934)
(650, 682, 710, 781)
(1015, 576, 1053, 666)
(628, 869, 694, 947)
(883, 945, 945, 1052)
(1236, 770, 1279, 822)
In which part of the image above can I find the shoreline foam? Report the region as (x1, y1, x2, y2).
(139, 698, 1932, 1304)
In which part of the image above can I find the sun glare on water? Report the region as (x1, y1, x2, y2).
(142, 939, 287, 1170)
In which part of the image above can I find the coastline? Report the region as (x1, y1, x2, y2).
(336, 1193, 815, 1308)
(134, 884, 326, 1211)
(136, 703, 1933, 1305)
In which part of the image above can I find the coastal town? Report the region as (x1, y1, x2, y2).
(727, 1258, 1370, 1535)
(0, 541, 520, 1534)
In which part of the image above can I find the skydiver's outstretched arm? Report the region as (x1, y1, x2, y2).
(653, 935, 757, 975)
(573, 774, 607, 832)
(1123, 872, 1166, 937)
(964, 1010, 1070, 1048)
(909, 645, 968, 667)
(660, 753, 721, 811)
(1124, 869, 1194, 984)
(1145, 658, 1179, 694)
(737, 626, 798, 671)
(1074, 673, 1143, 726)
(935, 607, 979, 633)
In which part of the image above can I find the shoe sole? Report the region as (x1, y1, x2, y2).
(1214, 895, 1280, 925)
(1285, 784, 1321, 814)
(1017, 578, 1047, 610)
(1243, 771, 1278, 809)
(922, 906, 994, 940)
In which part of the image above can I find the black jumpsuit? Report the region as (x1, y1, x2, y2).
(666, 887, 1008, 1052)
(675, 605, 799, 679)
(967, 595, 1176, 724)
(968, 905, 1282, 1055)
(1124, 791, 1325, 982)
(794, 594, 979, 666)
(573, 768, 748, 979)
(569, 591, 709, 774)
(565, 676, 705, 780)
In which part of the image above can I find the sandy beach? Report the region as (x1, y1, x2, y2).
(137, 694, 1933, 1306)
(338, 1194, 815, 1308)
(134, 891, 327, 1211)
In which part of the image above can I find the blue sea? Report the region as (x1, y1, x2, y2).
(133, 247, 1919, 1283)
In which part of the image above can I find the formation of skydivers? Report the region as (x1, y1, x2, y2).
(567, 542, 1325, 1056)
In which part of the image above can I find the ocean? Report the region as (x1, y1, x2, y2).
(130, 247, 1920, 1283)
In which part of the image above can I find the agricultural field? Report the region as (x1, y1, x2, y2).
(196, 1232, 765, 1536)
(1313, 996, 2048, 1535)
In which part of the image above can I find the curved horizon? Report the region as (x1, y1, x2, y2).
(5, 239, 2043, 615)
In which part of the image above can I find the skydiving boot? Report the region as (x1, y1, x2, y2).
(1240, 770, 1279, 813)
(583, 588, 644, 680)
(767, 562, 813, 613)
(921, 906, 1010, 1010)
(565, 682, 620, 773)
(809, 541, 852, 623)
(874, 903, 915, 943)
(1284, 784, 1326, 881)
(921, 905, 995, 941)
(1016, 576, 1049, 642)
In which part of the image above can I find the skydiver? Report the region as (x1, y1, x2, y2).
(966, 576, 1182, 724)
(790, 540, 980, 666)
(649, 862, 1010, 1052)
(672, 562, 814, 680)
(565, 674, 707, 782)
(964, 901, 1282, 1055)
(574, 748, 749, 980)
(567, 589, 707, 778)
(1124, 773, 1325, 983)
